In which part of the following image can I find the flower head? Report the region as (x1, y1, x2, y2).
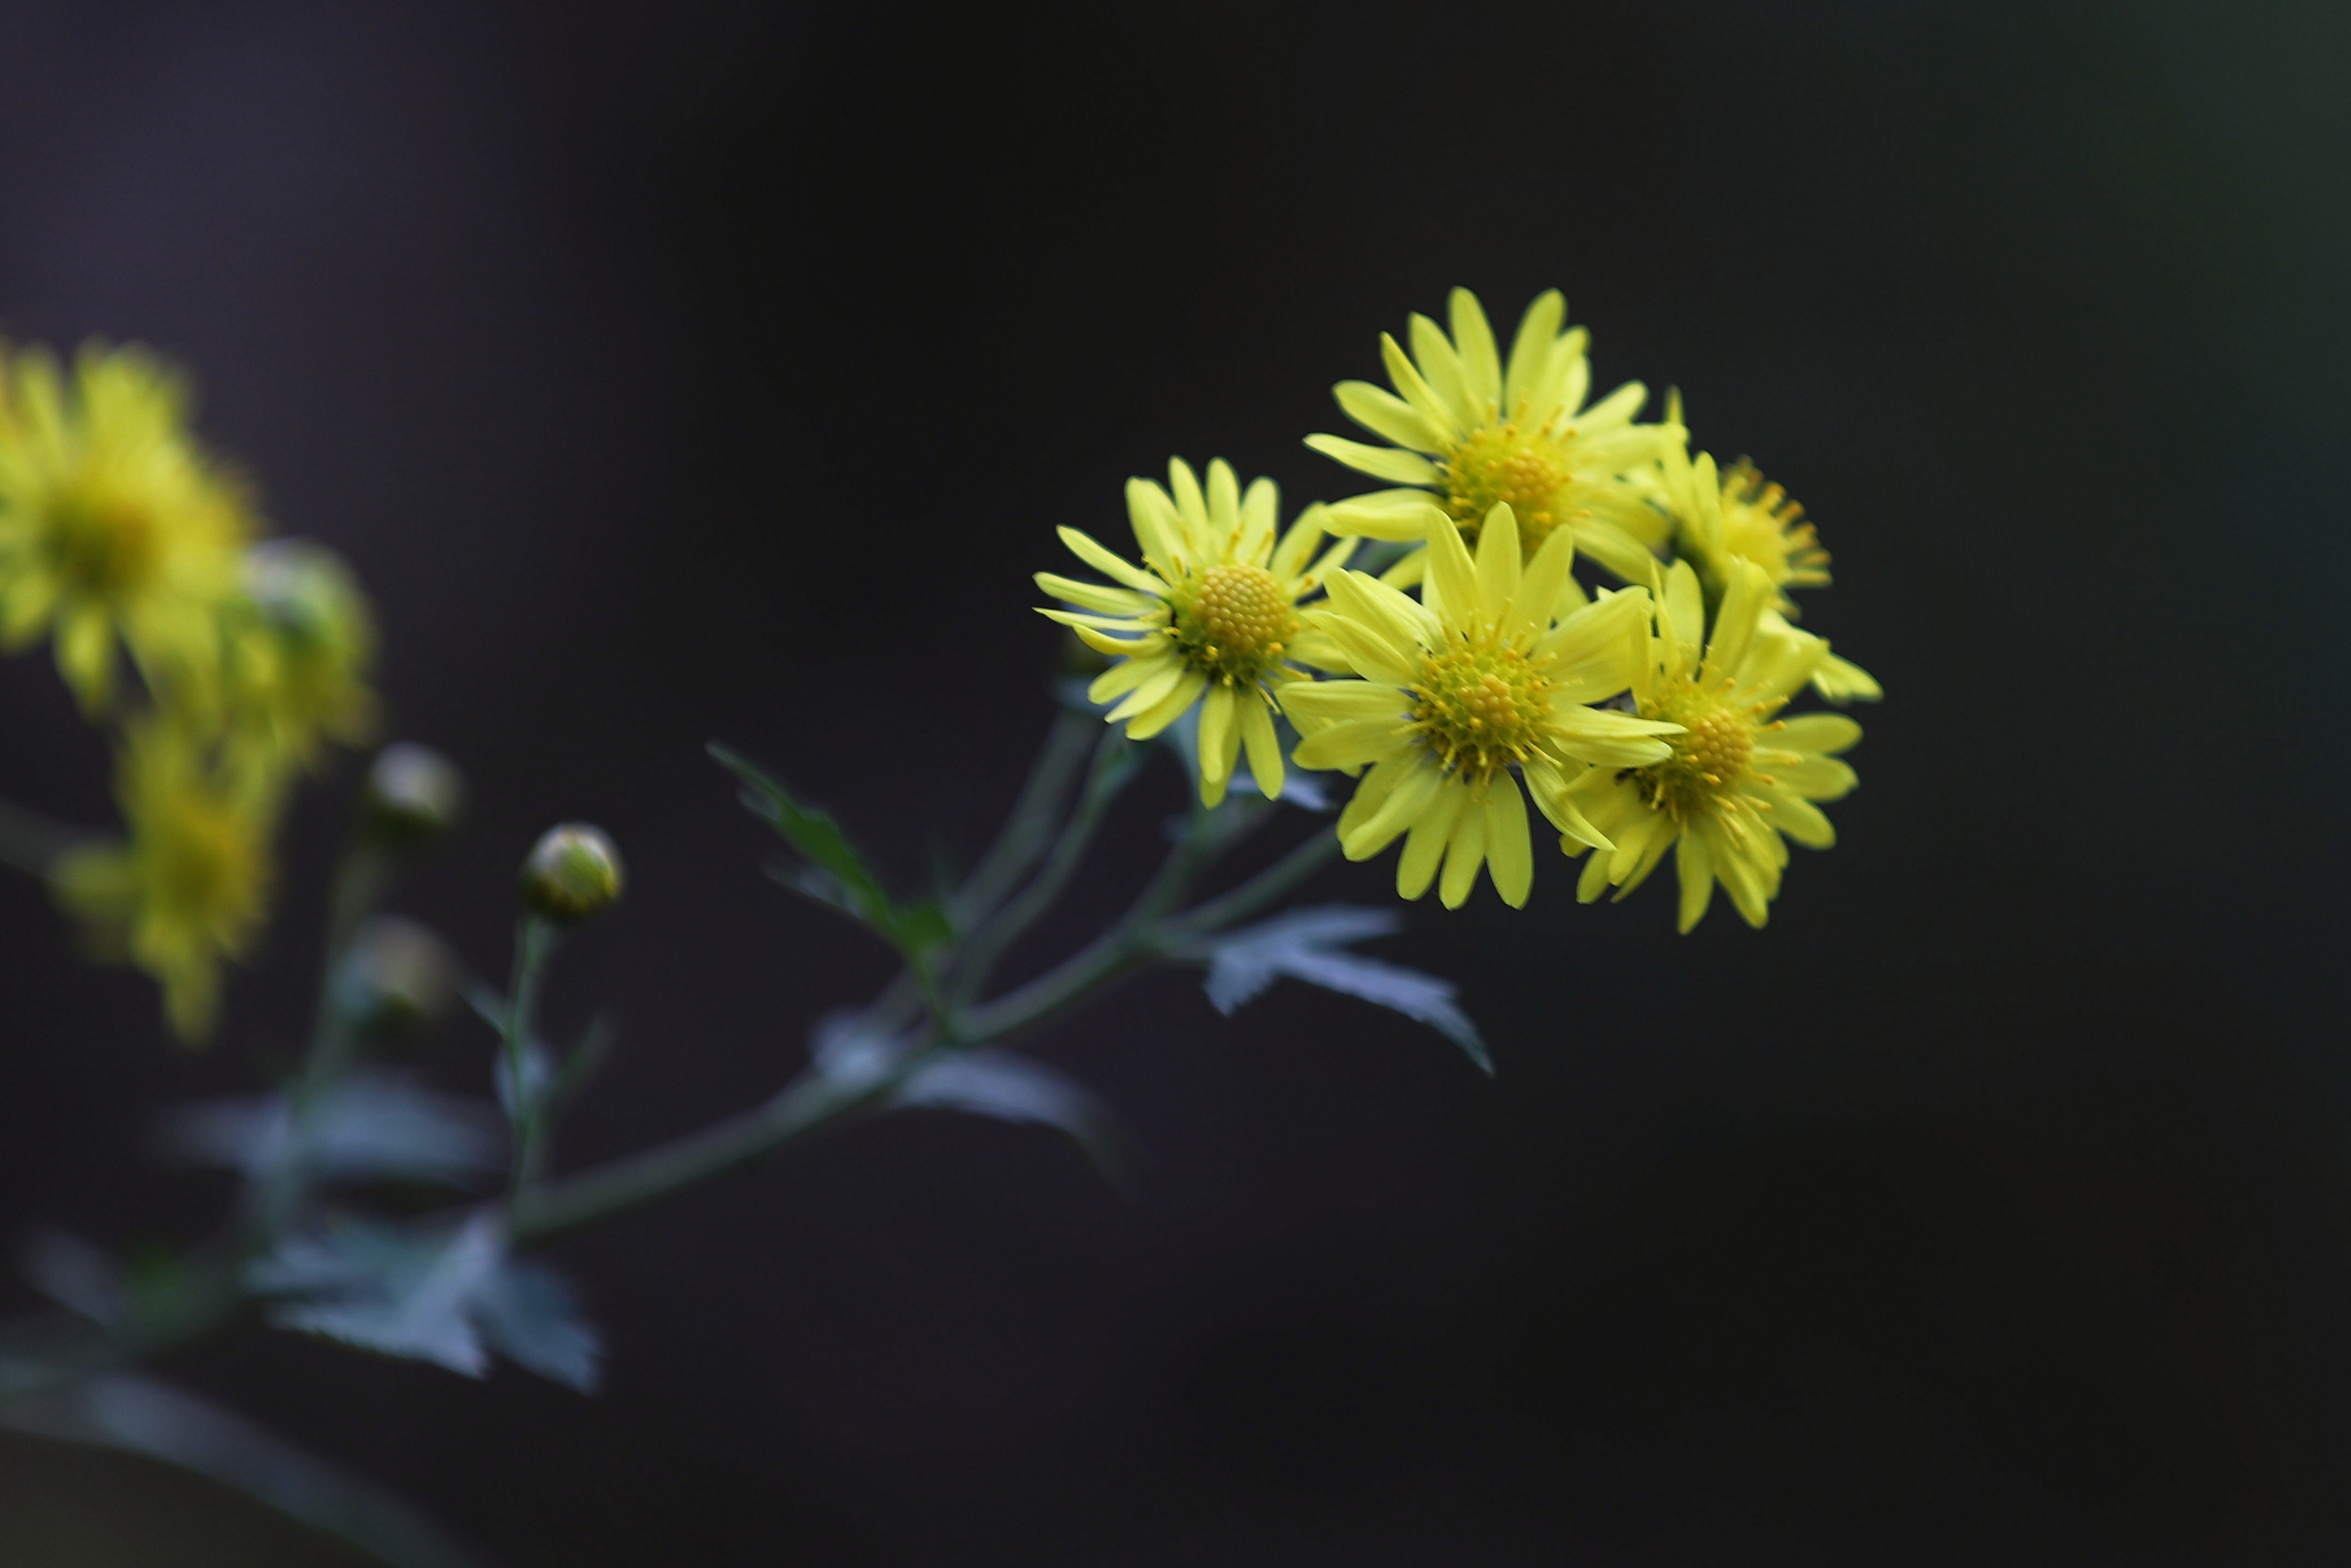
(1282, 504, 1680, 908)
(52, 716, 277, 1041)
(0, 344, 253, 713)
(1654, 412, 1881, 707)
(1306, 288, 1678, 586)
(1563, 558, 1861, 931)
(219, 539, 380, 776)
(1037, 458, 1349, 806)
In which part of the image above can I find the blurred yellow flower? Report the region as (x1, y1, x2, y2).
(221, 539, 379, 776)
(1306, 287, 1678, 585)
(1282, 504, 1679, 909)
(0, 344, 252, 713)
(1037, 458, 1349, 807)
(1564, 558, 1860, 931)
(54, 716, 277, 1041)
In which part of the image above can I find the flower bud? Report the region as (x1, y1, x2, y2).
(521, 823, 624, 923)
(333, 915, 456, 1035)
(363, 743, 465, 846)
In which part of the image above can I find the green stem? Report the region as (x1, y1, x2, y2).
(500, 917, 561, 1191)
(1159, 825, 1346, 942)
(865, 707, 1098, 1035)
(946, 730, 1138, 1005)
(508, 793, 1273, 1242)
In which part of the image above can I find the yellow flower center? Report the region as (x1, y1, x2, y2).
(1408, 639, 1550, 783)
(1634, 678, 1756, 820)
(1719, 461, 1828, 597)
(46, 477, 160, 597)
(150, 795, 258, 931)
(1439, 424, 1570, 558)
(1170, 563, 1297, 685)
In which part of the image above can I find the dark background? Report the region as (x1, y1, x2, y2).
(0, 0, 2346, 1561)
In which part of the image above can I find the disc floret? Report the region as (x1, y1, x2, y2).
(1408, 637, 1550, 783)
(1169, 560, 1299, 687)
(1438, 423, 1573, 557)
(1631, 674, 1764, 825)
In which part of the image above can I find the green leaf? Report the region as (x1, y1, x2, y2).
(712, 743, 953, 958)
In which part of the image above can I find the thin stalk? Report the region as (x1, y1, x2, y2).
(1159, 826, 1346, 942)
(500, 917, 561, 1190)
(945, 730, 1138, 1005)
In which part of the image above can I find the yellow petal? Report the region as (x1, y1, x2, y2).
(1438, 793, 1488, 909)
(1482, 773, 1533, 907)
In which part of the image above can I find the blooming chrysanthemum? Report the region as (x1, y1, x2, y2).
(1305, 287, 1679, 586)
(54, 716, 278, 1041)
(1281, 503, 1681, 908)
(1037, 458, 1350, 806)
(1562, 558, 1860, 932)
(220, 539, 380, 778)
(0, 344, 253, 713)
(1653, 415, 1881, 707)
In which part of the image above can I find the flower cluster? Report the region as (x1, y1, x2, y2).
(0, 343, 378, 1037)
(1040, 288, 1877, 929)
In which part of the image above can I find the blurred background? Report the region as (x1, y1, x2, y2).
(1, 0, 2347, 1561)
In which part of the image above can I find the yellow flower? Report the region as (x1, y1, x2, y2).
(220, 539, 380, 777)
(1305, 287, 1678, 585)
(1281, 504, 1680, 909)
(1654, 410, 1881, 706)
(54, 716, 278, 1041)
(0, 344, 253, 713)
(1037, 458, 1349, 807)
(1562, 558, 1860, 931)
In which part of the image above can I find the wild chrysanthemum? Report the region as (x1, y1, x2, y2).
(1654, 416, 1881, 706)
(1562, 558, 1859, 931)
(1305, 287, 1678, 586)
(1037, 458, 1350, 806)
(221, 539, 380, 777)
(1281, 503, 1680, 908)
(54, 716, 278, 1040)
(0, 345, 252, 713)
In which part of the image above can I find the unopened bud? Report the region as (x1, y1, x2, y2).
(333, 916, 456, 1035)
(364, 743, 465, 846)
(521, 823, 624, 922)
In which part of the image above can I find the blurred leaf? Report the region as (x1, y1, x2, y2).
(897, 1050, 1133, 1183)
(0, 1373, 499, 1568)
(712, 744, 953, 957)
(161, 1071, 504, 1188)
(250, 1216, 600, 1392)
(809, 1012, 1132, 1180)
(18, 1232, 121, 1326)
(470, 1257, 602, 1393)
(1191, 905, 1489, 1073)
(492, 1039, 555, 1124)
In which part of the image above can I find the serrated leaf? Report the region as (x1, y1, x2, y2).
(250, 1216, 601, 1391)
(1194, 905, 1490, 1072)
(161, 1071, 504, 1188)
(471, 1257, 602, 1393)
(897, 1049, 1133, 1183)
(715, 744, 953, 957)
(807, 1013, 1132, 1182)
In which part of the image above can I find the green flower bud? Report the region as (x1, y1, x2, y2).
(521, 823, 623, 922)
(333, 915, 456, 1035)
(363, 743, 465, 846)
